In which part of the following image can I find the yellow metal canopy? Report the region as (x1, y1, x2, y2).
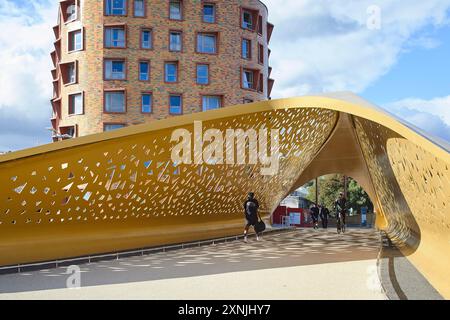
(1, 92, 449, 297)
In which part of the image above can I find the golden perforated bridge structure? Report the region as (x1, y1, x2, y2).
(0, 93, 449, 297)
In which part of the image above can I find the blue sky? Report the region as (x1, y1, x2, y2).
(362, 23, 450, 104)
(0, 0, 450, 151)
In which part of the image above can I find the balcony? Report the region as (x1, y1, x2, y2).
(267, 22, 274, 43)
(268, 78, 275, 98)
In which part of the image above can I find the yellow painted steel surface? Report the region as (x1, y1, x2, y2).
(0, 93, 449, 297)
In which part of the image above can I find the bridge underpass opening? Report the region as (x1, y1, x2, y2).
(274, 174, 375, 228)
(0, 93, 448, 297)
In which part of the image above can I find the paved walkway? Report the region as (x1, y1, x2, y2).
(378, 235, 443, 300)
(0, 228, 386, 300)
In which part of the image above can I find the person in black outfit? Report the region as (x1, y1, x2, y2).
(310, 204, 320, 229)
(335, 192, 347, 226)
(319, 205, 329, 229)
(243, 192, 260, 242)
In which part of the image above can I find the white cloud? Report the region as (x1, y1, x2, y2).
(383, 96, 450, 142)
(0, 0, 449, 150)
(386, 95, 450, 123)
(0, 0, 57, 151)
(264, 0, 450, 98)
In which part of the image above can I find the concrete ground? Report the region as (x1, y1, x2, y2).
(378, 235, 443, 300)
(0, 228, 386, 300)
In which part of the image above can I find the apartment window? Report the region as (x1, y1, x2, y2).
(197, 33, 217, 54)
(141, 29, 152, 49)
(258, 43, 264, 64)
(196, 64, 209, 85)
(68, 63, 76, 83)
(202, 96, 221, 111)
(169, 94, 182, 114)
(165, 62, 178, 83)
(242, 68, 259, 90)
(105, 59, 126, 80)
(257, 15, 263, 34)
(104, 123, 126, 131)
(63, 2, 78, 22)
(105, 0, 127, 16)
(68, 29, 83, 52)
(68, 93, 83, 115)
(203, 3, 215, 23)
(60, 126, 76, 139)
(242, 39, 251, 59)
(105, 26, 126, 48)
(258, 73, 264, 93)
(141, 93, 152, 113)
(53, 81, 59, 99)
(169, 31, 182, 52)
(242, 8, 258, 31)
(139, 61, 150, 81)
(134, 0, 145, 17)
(61, 61, 77, 85)
(105, 91, 126, 113)
(242, 10, 253, 30)
(169, 1, 182, 20)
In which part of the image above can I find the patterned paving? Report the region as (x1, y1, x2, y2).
(0, 228, 381, 294)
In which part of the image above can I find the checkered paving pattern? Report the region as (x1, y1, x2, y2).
(0, 228, 381, 293)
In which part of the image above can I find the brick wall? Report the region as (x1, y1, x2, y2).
(52, 0, 273, 138)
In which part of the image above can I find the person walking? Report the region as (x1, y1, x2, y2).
(319, 205, 329, 229)
(335, 192, 347, 233)
(243, 192, 261, 242)
(310, 204, 320, 229)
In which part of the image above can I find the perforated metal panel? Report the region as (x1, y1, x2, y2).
(1, 94, 449, 298)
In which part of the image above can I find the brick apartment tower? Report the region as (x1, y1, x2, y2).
(50, 0, 274, 141)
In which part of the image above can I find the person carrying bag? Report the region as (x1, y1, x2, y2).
(243, 192, 265, 242)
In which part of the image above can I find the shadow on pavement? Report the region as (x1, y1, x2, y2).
(378, 234, 443, 300)
(0, 228, 381, 294)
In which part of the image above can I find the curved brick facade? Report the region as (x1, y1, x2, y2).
(51, 0, 274, 140)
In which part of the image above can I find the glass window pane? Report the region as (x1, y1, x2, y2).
(197, 34, 216, 53)
(104, 124, 125, 131)
(105, 92, 125, 112)
(203, 4, 215, 23)
(70, 30, 82, 51)
(112, 61, 124, 79)
(170, 95, 181, 114)
(113, 29, 125, 47)
(139, 62, 149, 81)
(105, 60, 112, 78)
(69, 94, 82, 115)
(242, 39, 250, 59)
(74, 94, 83, 114)
(68, 63, 75, 83)
(169, 1, 181, 20)
(106, 0, 111, 14)
(202, 96, 220, 111)
(111, 0, 126, 15)
(67, 5, 77, 21)
(142, 94, 152, 113)
(134, 0, 144, 16)
(196, 64, 209, 84)
(142, 30, 152, 48)
(243, 71, 253, 89)
(106, 28, 125, 47)
(165, 63, 177, 82)
(105, 29, 111, 46)
(106, 0, 126, 15)
(105, 60, 125, 80)
(243, 11, 253, 29)
(170, 33, 181, 51)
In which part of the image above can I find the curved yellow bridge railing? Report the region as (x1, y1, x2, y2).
(0, 92, 449, 297)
